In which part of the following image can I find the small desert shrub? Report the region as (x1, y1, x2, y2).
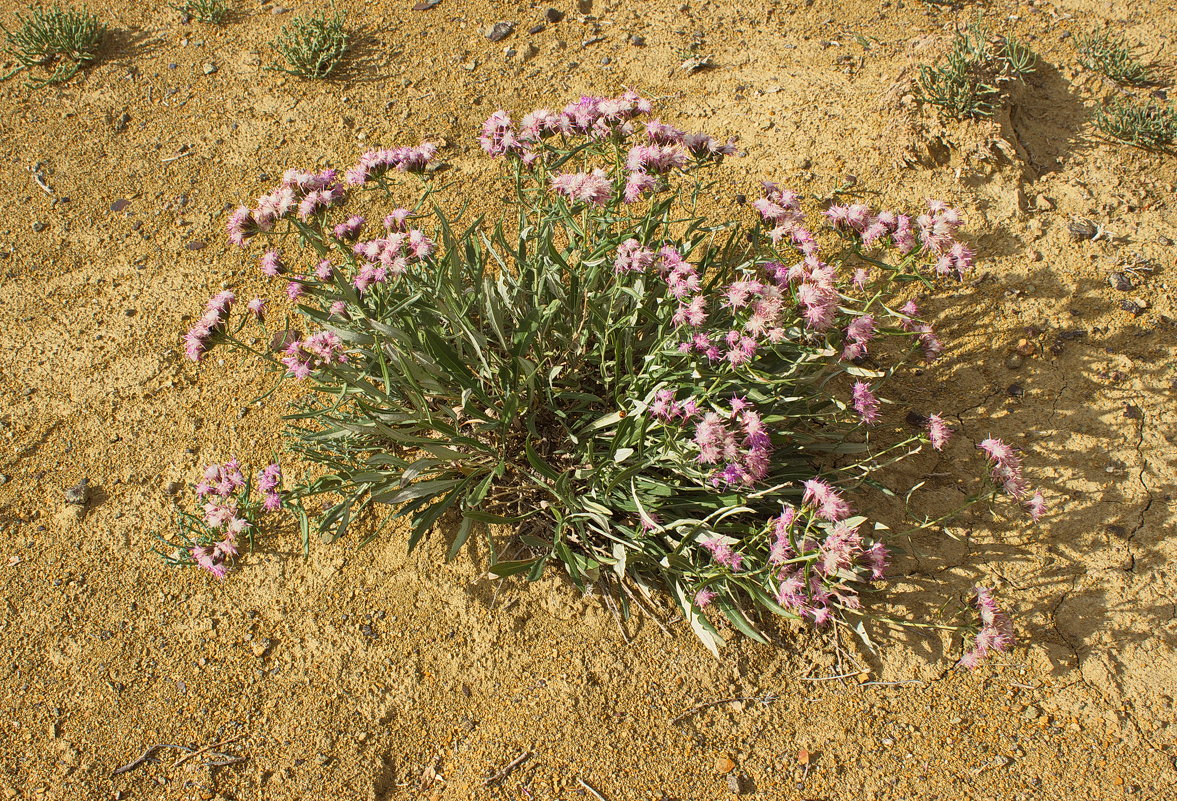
(269, 9, 348, 79)
(179, 92, 1040, 660)
(1094, 97, 1177, 149)
(171, 0, 232, 26)
(1076, 30, 1152, 86)
(0, 3, 104, 88)
(917, 22, 1036, 119)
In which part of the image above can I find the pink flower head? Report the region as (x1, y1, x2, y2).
(190, 545, 228, 579)
(959, 585, 1014, 668)
(926, 414, 952, 450)
(227, 206, 262, 247)
(329, 300, 348, 318)
(694, 588, 716, 608)
(818, 519, 863, 576)
(314, 259, 334, 281)
(480, 110, 521, 157)
(1025, 490, 1046, 521)
(645, 118, 686, 144)
(384, 208, 412, 231)
(861, 541, 889, 581)
(614, 239, 655, 274)
(626, 144, 687, 173)
(259, 249, 284, 277)
(623, 171, 659, 203)
(246, 298, 267, 318)
(286, 280, 305, 301)
(332, 215, 365, 241)
(701, 536, 744, 571)
(802, 478, 851, 522)
(552, 170, 612, 206)
(281, 331, 348, 380)
(852, 381, 880, 424)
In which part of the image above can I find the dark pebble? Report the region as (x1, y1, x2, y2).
(1120, 299, 1144, 316)
(185, 240, 206, 250)
(545, 8, 564, 22)
(1158, 235, 1173, 246)
(628, 34, 646, 46)
(1108, 272, 1133, 291)
(529, 23, 546, 34)
(486, 21, 515, 42)
(1124, 404, 1143, 420)
(412, 0, 441, 9)
(1008, 384, 1024, 397)
(270, 329, 300, 351)
(31, 221, 46, 232)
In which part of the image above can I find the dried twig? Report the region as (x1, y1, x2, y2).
(172, 735, 244, 768)
(161, 151, 194, 163)
(577, 776, 609, 801)
(669, 693, 777, 724)
(799, 671, 865, 682)
(111, 744, 190, 776)
(29, 161, 54, 195)
(483, 750, 531, 786)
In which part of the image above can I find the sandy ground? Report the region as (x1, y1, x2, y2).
(1, 0, 1175, 798)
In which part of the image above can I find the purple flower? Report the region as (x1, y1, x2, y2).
(802, 478, 851, 522)
(614, 239, 655, 274)
(332, 215, 365, 241)
(852, 381, 880, 424)
(246, 298, 267, 318)
(314, 259, 334, 281)
(959, 585, 1014, 669)
(259, 249, 284, 277)
(701, 536, 744, 571)
(978, 438, 1028, 500)
(625, 144, 687, 173)
(552, 169, 612, 207)
(623, 171, 659, 203)
(1025, 490, 1046, 521)
(694, 588, 716, 608)
(926, 414, 952, 450)
(281, 331, 348, 380)
(861, 541, 888, 581)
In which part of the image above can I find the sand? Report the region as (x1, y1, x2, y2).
(0, 0, 1174, 798)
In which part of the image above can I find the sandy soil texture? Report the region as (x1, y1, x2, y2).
(0, 0, 1175, 798)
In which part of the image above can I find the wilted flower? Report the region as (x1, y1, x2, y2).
(959, 585, 1014, 668)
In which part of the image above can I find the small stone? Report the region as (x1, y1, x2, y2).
(715, 756, 735, 774)
(412, 0, 441, 9)
(271, 5, 287, 14)
(1014, 338, 1035, 357)
(202, 62, 217, 74)
(31, 221, 46, 233)
(1007, 383, 1024, 397)
(113, 112, 130, 132)
(600, 56, 610, 65)
(1005, 353, 1024, 370)
(165, 481, 182, 496)
(185, 240, 207, 251)
(1158, 235, 1173, 246)
(251, 639, 270, 658)
(528, 23, 545, 35)
(1108, 272, 1133, 291)
(1120, 299, 1144, 316)
(63, 479, 90, 506)
(1033, 194, 1055, 211)
(110, 199, 130, 212)
(545, 8, 565, 22)
(486, 21, 515, 42)
(727, 773, 746, 794)
(628, 33, 646, 46)
(1022, 705, 1041, 720)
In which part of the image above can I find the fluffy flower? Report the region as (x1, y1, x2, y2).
(926, 414, 952, 450)
(552, 169, 612, 207)
(802, 478, 851, 522)
(852, 381, 880, 424)
(959, 585, 1015, 669)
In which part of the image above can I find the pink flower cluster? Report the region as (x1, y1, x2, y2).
(256, 462, 283, 512)
(191, 459, 247, 579)
(692, 398, 772, 487)
(897, 300, 944, 362)
(959, 585, 1015, 668)
(280, 331, 348, 380)
(187, 459, 283, 579)
(552, 169, 612, 207)
(702, 536, 745, 571)
(183, 291, 234, 361)
(842, 313, 876, 360)
(851, 381, 880, 424)
(926, 413, 952, 450)
(481, 91, 653, 161)
(350, 226, 436, 291)
(979, 438, 1046, 520)
(228, 169, 345, 246)
(344, 142, 438, 185)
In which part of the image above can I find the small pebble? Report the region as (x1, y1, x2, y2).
(1108, 272, 1133, 291)
(32, 221, 46, 232)
(715, 756, 735, 774)
(1005, 353, 1024, 370)
(271, 5, 287, 14)
(202, 62, 217, 75)
(528, 23, 545, 35)
(1007, 383, 1024, 397)
(0, 474, 8, 486)
(544, 8, 564, 22)
(628, 33, 646, 46)
(727, 773, 746, 794)
(486, 21, 515, 42)
(63, 478, 90, 506)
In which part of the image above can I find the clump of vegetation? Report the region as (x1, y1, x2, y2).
(916, 22, 1036, 119)
(0, 3, 105, 88)
(269, 10, 348, 79)
(1094, 98, 1177, 149)
(1076, 30, 1153, 86)
(171, 0, 232, 26)
(178, 91, 1042, 663)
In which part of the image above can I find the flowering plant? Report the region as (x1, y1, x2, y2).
(158, 459, 284, 578)
(182, 91, 1037, 659)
